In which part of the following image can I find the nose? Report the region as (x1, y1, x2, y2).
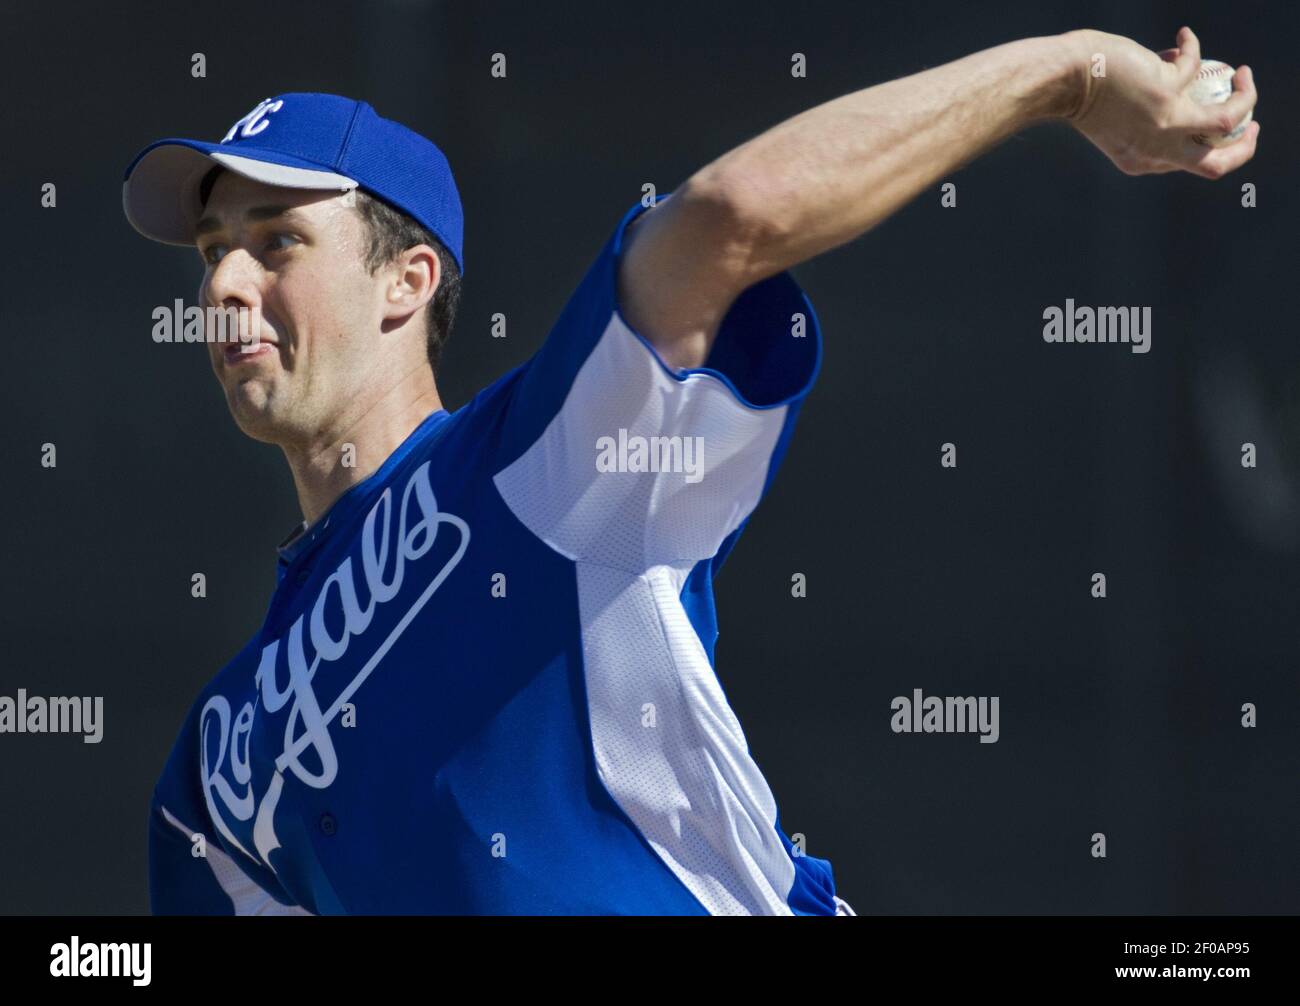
(202, 248, 261, 313)
(200, 251, 271, 350)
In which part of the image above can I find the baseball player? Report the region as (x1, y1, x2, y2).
(127, 26, 1256, 915)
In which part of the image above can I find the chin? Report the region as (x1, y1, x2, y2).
(225, 384, 291, 445)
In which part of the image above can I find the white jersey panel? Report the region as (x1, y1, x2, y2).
(493, 312, 790, 570)
(495, 316, 801, 914)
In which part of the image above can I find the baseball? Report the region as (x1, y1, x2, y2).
(1187, 59, 1252, 147)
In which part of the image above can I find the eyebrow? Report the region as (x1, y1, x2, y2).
(194, 205, 307, 238)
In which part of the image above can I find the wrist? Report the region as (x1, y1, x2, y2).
(1020, 30, 1096, 123)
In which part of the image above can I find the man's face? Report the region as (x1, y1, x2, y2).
(195, 171, 384, 446)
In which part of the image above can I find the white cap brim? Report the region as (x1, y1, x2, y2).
(122, 141, 357, 246)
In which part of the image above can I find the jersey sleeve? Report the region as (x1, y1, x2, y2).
(492, 195, 822, 572)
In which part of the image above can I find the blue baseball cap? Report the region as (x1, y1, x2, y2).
(123, 93, 464, 273)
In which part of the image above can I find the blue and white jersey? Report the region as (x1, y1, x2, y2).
(149, 197, 843, 915)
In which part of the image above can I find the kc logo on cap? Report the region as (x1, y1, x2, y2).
(222, 98, 285, 143)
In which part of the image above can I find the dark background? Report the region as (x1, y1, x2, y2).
(1, 0, 1296, 914)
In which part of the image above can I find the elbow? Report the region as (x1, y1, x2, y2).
(679, 164, 789, 287)
(685, 163, 785, 242)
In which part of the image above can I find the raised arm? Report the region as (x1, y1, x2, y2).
(619, 26, 1259, 370)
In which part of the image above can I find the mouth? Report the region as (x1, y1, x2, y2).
(222, 340, 277, 365)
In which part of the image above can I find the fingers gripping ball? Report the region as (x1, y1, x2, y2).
(1187, 59, 1252, 147)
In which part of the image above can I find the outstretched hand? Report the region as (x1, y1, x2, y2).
(1068, 26, 1259, 179)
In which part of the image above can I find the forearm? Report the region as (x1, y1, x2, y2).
(623, 26, 1254, 370)
(695, 32, 1088, 280)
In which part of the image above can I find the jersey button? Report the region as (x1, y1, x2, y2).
(319, 812, 337, 836)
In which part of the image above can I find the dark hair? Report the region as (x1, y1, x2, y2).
(198, 165, 461, 372)
(352, 190, 461, 373)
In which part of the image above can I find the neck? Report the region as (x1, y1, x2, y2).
(282, 367, 444, 526)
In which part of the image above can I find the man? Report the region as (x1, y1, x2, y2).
(127, 26, 1257, 915)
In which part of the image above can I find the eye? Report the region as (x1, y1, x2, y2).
(200, 242, 228, 266)
(265, 233, 299, 254)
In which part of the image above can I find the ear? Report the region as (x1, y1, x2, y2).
(381, 245, 441, 324)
